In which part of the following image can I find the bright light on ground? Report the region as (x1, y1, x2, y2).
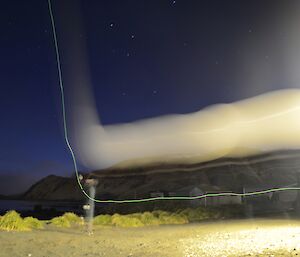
(1, 218, 300, 256)
(180, 220, 300, 257)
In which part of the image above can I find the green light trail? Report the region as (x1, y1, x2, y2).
(47, 0, 300, 204)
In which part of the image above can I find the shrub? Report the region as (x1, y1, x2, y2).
(111, 214, 144, 228)
(180, 208, 209, 222)
(62, 212, 83, 225)
(93, 214, 112, 226)
(50, 212, 83, 228)
(178, 206, 225, 222)
(152, 210, 170, 219)
(50, 216, 71, 228)
(158, 213, 188, 225)
(151, 210, 188, 225)
(0, 210, 30, 231)
(127, 213, 142, 219)
(140, 212, 160, 226)
(23, 217, 44, 229)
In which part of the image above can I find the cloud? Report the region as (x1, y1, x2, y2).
(70, 89, 300, 169)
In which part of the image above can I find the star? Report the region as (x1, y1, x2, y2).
(131, 35, 135, 39)
(109, 22, 114, 28)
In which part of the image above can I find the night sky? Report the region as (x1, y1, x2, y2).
(1, 0, 299, 194)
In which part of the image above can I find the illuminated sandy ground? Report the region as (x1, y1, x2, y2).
(0, 219, 300, 257)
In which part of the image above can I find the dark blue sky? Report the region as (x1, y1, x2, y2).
(0, 0, 298, 194)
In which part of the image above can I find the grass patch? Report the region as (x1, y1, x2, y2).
(50, 212, 83, 228)
(92, 205, 240, 228)
(0, 211, 31, 231)
(111, 214, 144, 228)
(93, 214, 112, 226)
(0, 205, 242, 231)
(94, 210, 189, 227)
(140, 212, 160, 226)
(50, 216, 71, 228)
(23, 217, 44, 229)
(162, 214, 188, 225)
(156, 211, 188, 225)
(62, 212, 83, 225)
(179, 207, 219, 222)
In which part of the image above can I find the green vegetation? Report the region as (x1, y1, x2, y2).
(179, 207, 220, 222)
(50, 212, 83, 228)
(93, 214, 112, 225)
(139, 212, 160, 226)
(151, 210, 188, 225)
(57, 205, 241, 229)
(23, 217, 44, 229)
(91, 210, 181, 228)
(93, 211, 188, 228)
(50, 216, 71, 228)
(111, 214, 144, 228)
(62, 212, 83, 225)
(0, 205, 242, 231)
(157, 212, 188, 225)
(0, 211, 29, 231)
(0, 211, 44, 231)
(92, 205, 240, 228)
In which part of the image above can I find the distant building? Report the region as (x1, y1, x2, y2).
(165, 185, 242, 206)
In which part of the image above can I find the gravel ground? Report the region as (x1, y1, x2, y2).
(0, 218, 300, 257)
(180, 221, 300, 257)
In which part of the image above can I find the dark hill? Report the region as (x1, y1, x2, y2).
(22, 149, 300, 201)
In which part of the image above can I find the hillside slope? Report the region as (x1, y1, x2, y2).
(22, 149, 300, 201)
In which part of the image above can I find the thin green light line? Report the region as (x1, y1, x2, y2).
(80, 187, 300, 204)
(47, 0, 84, 193)
(47, 0, 300, 204)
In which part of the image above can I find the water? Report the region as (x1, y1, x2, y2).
(0, 199, 82, 213)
